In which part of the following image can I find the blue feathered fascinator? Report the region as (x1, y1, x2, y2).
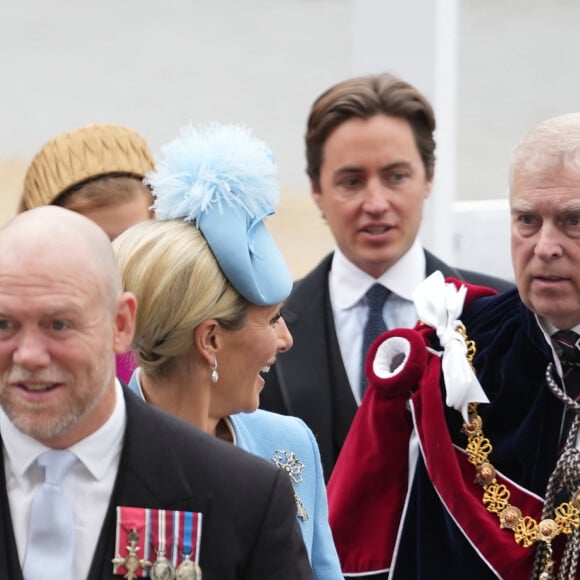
(145, 123, 293, 306)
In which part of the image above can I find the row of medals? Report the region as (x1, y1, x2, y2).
(112, 528, 201, 580)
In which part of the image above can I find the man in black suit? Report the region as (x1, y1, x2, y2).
(260, 73, 512, 481)
(0, 206, 313, 580)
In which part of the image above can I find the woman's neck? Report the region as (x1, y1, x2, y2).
(140, 368, 217, 435)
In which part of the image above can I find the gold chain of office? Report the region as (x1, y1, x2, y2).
(458, 326, 580, 553)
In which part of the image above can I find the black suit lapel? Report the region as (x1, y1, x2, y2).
(424, 249, 462, 278)
(87, 389, 212, 580)
(323, 293, 358, 458)
(275, 254, 356, 480)
(0, 443, 23, 580)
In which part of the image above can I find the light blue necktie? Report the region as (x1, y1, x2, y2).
(23, 449, 77, 580)
(360, 283, 390, 397)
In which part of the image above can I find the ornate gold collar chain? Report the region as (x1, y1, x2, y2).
(458, 327, 580, 579)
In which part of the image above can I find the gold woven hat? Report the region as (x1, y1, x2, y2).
(22, 123, 154, 210)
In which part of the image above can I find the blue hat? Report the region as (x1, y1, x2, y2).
(145, 123, 293, 306)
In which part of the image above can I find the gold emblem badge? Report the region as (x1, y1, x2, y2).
(112, 528, 151, 580)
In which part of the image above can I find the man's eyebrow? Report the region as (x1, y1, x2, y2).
(511, 201, 580, 213)
(511, 201, 533, 213)
(334, 161, 413, 174)
(559, 201, 580, 213)
(43, 306, 82, 318)
(334, 166, 365, 175)
(381, 160, 414, 171)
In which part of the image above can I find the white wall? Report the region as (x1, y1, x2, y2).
(0, 0, 352, 194)
(457, 0, 580, 203)
(452, 200, 513, 281)
(2, 0, 579, 280)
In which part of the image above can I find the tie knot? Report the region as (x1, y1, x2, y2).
(37, 450, 77, 485)
(553, 330, 580, 364)
(365, 284, 390, 313)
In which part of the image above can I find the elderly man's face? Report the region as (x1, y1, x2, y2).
(511, 165, 580, 329)
(0, 240, 121, 447)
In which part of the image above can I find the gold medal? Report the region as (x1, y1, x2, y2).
(112, 528, 151, 580)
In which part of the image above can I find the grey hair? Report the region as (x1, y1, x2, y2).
(509, 113, 580, 192)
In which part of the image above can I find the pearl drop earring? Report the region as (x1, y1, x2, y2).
(210, 359, 219, 383)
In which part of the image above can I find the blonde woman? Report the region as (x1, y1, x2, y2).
(113, 123, 342, 579)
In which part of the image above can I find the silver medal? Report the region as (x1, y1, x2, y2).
(176, 553, 202, 580)
(150, 548, 176, 580)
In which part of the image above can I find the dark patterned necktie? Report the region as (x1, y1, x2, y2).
(553, 330, 580, 400)
(554, 330, 580, 362)
(552, 330, 580, 451)
(360, 284, 390, 396)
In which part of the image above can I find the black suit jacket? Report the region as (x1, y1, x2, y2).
(260, 251, 513, 481)
(0, 388, 314, 580)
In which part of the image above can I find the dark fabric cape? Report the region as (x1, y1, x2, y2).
(328, 284, 567, 579)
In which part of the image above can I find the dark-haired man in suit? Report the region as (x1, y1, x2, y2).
(261, 73, 512, 481)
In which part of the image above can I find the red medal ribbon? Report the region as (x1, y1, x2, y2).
(113, 507, 203, 576)
(113, 506, 151, 577)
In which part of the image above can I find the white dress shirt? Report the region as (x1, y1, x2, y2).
(1, 380, 126, 580)
(329, 239, 426, 403)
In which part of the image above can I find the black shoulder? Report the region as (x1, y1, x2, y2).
(282, 253, 333, 322)
(455, 267, 514, 293)
(424, 249, 513, 294)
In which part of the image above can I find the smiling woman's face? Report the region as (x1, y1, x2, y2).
(209, 302, 293, 417)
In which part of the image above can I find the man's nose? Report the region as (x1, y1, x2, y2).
(534, 222, 565, 260)
(361, 180, 389, 215)
(12, 331, 51, 368)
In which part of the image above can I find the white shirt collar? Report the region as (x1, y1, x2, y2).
(0, 380, 126, 481)
(330, 239, 426, 309)
(541, 318, 580, 337)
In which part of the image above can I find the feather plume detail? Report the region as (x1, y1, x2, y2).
(146, 123, 279, 226)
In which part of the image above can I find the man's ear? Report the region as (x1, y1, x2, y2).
(193, 319, 220, 366)
(311, 179, 324, 211)
(311, 180, 327, 223)
(424, 169, 434, 200)
(113, 292, 137, 354)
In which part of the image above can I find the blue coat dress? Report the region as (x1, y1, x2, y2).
(128, 371, 342, 580)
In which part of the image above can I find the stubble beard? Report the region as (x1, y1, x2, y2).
(0, 365, 112, 442)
